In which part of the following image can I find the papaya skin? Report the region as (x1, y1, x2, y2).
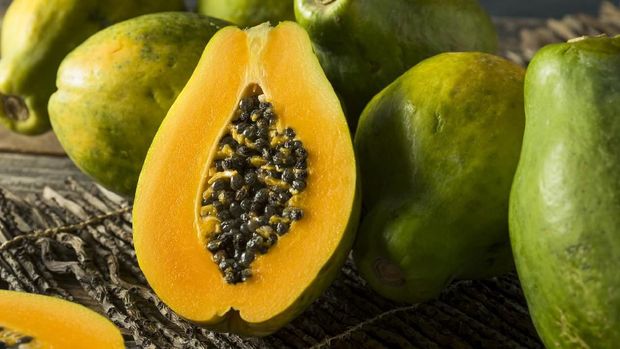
(510, 36, 620, 348)
(0, 0, 185, 135)
(198, 0, 294, 27)
(295, 0, 498, 128)
(49, 13, 228, 196)
(0, 290, 124, 348)
(133, 22, 360, 336)
(354, 52, 525, 303)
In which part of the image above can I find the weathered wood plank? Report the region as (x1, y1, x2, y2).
(0, 153, 89, 195)
(0, 129, 65, 155)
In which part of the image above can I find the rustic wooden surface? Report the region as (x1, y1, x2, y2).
(2, 3, 620, 348)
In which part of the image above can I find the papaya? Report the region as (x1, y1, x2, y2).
(510, 36, 620, 348)
(198, 0, 294, 27)
(0, 290, 124, 348)
(354, 52, 525, 303)
(48, 13, 228, 196)
(133, 22, 359, 336)
(294, 0, 498, 128)
(0, 0, 185, 135)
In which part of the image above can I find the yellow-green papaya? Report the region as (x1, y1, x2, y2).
(49, 12, 228, 195)
(354, 52, 525, 303)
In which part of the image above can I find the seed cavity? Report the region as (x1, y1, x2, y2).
(0, 326, 38, 349)
(200, 87, 309, 284)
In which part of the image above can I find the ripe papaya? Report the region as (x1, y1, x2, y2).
(0, 0, 185, 135)
(295, 0, 498, 128)
(133, 22, 359, 335)
(49, 13, 228, 195)
(198, 0, 294, 27)
(0, 290, 124, 348)
(354, 52, 525, 303)
(510, 36, 620, 348)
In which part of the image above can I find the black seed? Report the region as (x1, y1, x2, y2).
(278, 190, 292, 203)
(287, 208, 303, 221)
(295, 147, 308, 159)
(264, 205, 279, 218)
(201, 197, 210, 206)
(236, 122, 250, 133)
(292, 180, 306, 191)
(224, 271, 237, 284)
(239, 97, 256, 112)
(238, 111, 250, 122)
(240, 199, 252, 212)
(220, 135, 237, 147)
(247, 219, 260, 232)
(282, 169, 295, 183)
(256, 118, 269, 129)
(295, 159, 307, 169)
(256, 215, 269, 226)
(243, 125, 257, 139)
(285, 127, 296, 138)
(284, 140, 296, 149)
(294, 169, 308, 180)
(218, 260, 229, 270)
(240, 251, 255, 266)
(220, 220, 234, 232)
(222, 158, 235, 171)
(212, 201, 224, 212)
(240, 213, 251, 222)
(215, 160, 225, 171)
(230, 174, 244, 190)
(212, 179, 228, 191)
(266, 234, 278, 247)
(240, 268, 252, 281)
(229, 202, 243, 217)
(236, 145, 252, 157)
(247, 235, 264, 249)
(240, 223, 250, 234)
(250, 202, 264, 214)
(235, 186, 249, 201)
(254, 138, 268, 150)
(244, 171, 258, 186)
(17, 337, 33, 344)
(276, 222, 290, 235)
(254, 188, 269, 203)
(217, 210, 231, 221)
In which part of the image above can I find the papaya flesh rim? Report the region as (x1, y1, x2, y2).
(133, 22, 357, 334)
(0, 290, 124, 348)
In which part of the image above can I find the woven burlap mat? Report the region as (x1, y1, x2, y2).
(3, 3, 620, 348)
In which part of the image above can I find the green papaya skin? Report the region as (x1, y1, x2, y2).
(510, 36, 620, 348)
(198, 0, 294, 27)
(295, 0, 498, 128)
(354, 52, 525, 303)
(0, 0, 185, 135)
(49, 13, 228, 195)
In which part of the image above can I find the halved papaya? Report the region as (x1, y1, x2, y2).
(0, 290, 124, 348)
(133, 22, 359, 336)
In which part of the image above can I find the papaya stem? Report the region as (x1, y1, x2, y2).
(1, 94, 29, 122)
(319, 0, 337, 5)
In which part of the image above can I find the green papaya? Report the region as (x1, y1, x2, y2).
(198, 0, 294, 27)
(354, 52, 525, 303)
(49, 13, 228, 195)
(294, 0, 498, 128)
(0, 0, 185, 135)
(510, 36, 620, 348)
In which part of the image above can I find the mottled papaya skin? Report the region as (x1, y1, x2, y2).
(198, 0, 293, 27)
(354, 53, 525, 303)
(510, 36, 620, 349)
(0, 0, 184, 135)
(295, 0, 498, 128)
(49, 13, 228, 195)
